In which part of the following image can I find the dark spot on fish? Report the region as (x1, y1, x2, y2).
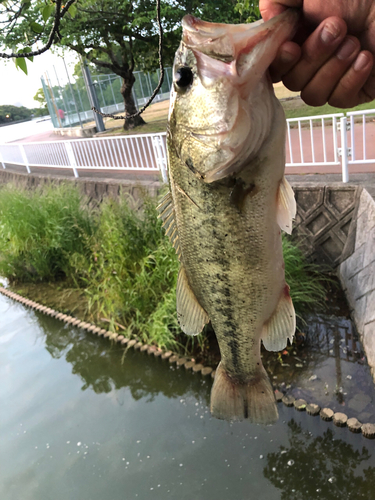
(228, 339, 240, 369)
(230, 179, 259, 213)
(185, 157, 204, 180)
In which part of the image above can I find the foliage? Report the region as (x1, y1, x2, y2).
(0, 104, 32, 124)
(234, 0, 260, 22)
(0, 0, 261, 129)
(33, 87, 47, 107)
(0, 184, 94, 282)
(0, 183, 328, 354)
(282, 234, 327, 315)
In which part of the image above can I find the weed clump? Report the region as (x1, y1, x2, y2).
(0, 183, 328, 355)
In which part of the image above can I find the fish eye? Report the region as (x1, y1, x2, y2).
(175, 67, 193, 89)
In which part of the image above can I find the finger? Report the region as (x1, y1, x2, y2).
(328, 51, 374, 107)
(269, 41, 301, 83)
(301, 36, 361, 106)
(282, 17, 347, 92)
(259, 0, 302, 22)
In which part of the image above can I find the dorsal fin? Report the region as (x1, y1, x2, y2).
(157, 191, 181, 259)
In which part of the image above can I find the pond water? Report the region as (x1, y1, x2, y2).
(1, 292, 375, 500)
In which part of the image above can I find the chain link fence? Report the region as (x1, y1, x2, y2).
(41, 66, 172, 129)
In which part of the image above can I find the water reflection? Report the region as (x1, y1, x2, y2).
(265, 313, 375, 421)
(37, 312, 210, 404)
(264, 419, 374, 499)
(2, 295, 375, 500)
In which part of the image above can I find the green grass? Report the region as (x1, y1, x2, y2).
(98, 118, 168, 137)
(282, 98, 375, 120)
(0, 184, 94, 282)
(282, 234, 328, 315)
(0, 183, 328, 354)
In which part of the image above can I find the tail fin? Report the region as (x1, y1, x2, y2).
(210, 362, 278, 424)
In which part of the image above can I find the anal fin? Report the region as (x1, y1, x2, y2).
(276, 176, 296, 235)
(177, 266, 209, 336)
(210, 362, 278, 424)
(262, 285, 296, 352)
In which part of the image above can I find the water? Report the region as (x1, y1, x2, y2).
(1, 293, 375, 500)
(263, 312, 375, 422)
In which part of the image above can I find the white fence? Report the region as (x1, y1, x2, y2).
(0, 133, 168, 182)
(1, 109, 374, 182)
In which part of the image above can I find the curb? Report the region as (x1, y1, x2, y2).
(1, 286, 374, 438)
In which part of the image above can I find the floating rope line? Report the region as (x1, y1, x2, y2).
(1, 286, 374, 439)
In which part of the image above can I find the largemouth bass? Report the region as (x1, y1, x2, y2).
(158, 10, 299, 424)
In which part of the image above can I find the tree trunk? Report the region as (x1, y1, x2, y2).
(120, 74, 145, 130)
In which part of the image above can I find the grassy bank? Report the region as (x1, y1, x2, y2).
(0, 184, 328, 357)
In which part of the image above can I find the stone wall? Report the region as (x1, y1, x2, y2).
(0, 170, 162, 205)
(338, 189, 375, 379)
(291, 183, 361, 268)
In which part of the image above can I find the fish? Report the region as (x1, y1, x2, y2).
(158, 10, 299, 424)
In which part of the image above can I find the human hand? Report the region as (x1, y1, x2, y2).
(259, 0, 375, 107)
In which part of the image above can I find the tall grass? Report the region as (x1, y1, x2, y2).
(0, 184, 94, 282)
(282, 234, 328, 316)
(0, 183, 327, 353)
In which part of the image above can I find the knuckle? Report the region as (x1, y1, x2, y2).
(301, 92, 327, 107)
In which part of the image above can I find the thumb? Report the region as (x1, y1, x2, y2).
(260, 0, 303, 21)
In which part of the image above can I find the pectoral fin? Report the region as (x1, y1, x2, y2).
(262, 285, 296, 351)
(157, 191, 182, 259)
(276, 176, 296, 235)
(176, 266, 209, 336)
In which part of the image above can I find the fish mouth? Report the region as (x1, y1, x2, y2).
(182, 10, 299, 86)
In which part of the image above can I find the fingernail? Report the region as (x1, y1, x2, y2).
(321, 22, 341, 44)
(354, 52, 370, 71)
(336, 38, 357, 60)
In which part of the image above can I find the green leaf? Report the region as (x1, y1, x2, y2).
(42, 4, 54, 22)
(30, 22, 44, 34)
(15, 57, 28, 75)
(68, 4, 77, 18)
(21, 46, 33, 62)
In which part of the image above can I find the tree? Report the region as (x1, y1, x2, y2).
(0, 105, 32, 124)
(0, 0, 260, 130)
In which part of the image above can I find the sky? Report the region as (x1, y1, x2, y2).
(0, 49, 79, 109)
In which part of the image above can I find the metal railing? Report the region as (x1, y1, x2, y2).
(1, 109, 374, 182)
(286, 113, 344, 168)
(347, 109, 375, 169)
(0, 133, 167, 179)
